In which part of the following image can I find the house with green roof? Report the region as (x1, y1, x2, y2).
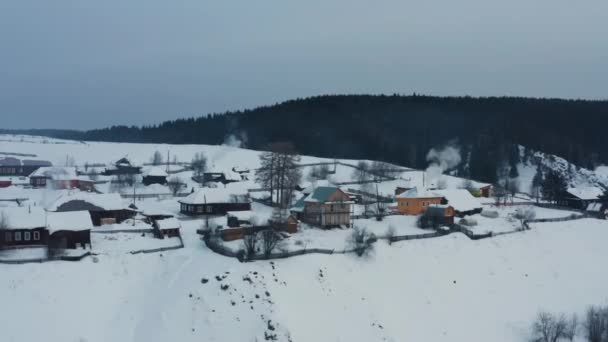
(290, 186, 353, 228)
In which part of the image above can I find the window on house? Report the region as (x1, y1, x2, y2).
(206, 205, 212, 213)
(197, 206, 204, 213)
(33, 231, 40, 241)
(5, 232, 11, 242)
(24, 232, 31, 241)
(15, 232, 21, 241)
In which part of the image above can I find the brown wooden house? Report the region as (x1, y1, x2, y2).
(46, 211, 92, 249)
(0, 207, 48, 248)
(179, 188, 251, 216)
(0, 157, 52, 177)
(395, 187, 444, 215)
(46, 192, 135, 226)
(290, 186, 353, 228)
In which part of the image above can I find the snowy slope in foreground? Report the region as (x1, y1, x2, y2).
(1, 221, 608, 342)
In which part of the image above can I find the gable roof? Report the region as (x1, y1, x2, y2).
(142, 166, 168, 178)
(179, 187, 249, 205)
(305, 186, 346, 203)
(0, 206, 46, 229)
(45, 192, 128, 212)
(434, 189, 482, 212)
(566, 186, 604, 201)
(396, 187, 441, 199)
(46, 211, 93, 233)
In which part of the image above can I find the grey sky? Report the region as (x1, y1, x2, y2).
(1, 0, 607, 130)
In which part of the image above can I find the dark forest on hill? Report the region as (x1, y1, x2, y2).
(3, 95, 607, 183)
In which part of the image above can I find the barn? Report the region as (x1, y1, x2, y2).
(0, 206, 49, 248)
(179, 188, 251, 216)
(46, 211, 92, 249)
(46, 192, 136, 226)
(142, 167, 168, 186)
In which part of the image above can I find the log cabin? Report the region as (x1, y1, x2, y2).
(179, 188, 251, 216)
(290, 186, 353, 228)
(142, 166, 168, 186)
(0, 206, 48, 248)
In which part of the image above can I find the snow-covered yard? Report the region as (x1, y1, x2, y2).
(92, 232, 181, 254)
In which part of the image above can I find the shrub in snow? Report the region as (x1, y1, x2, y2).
(480, 209, 499, 219)
(458, 218, 477, 227)
(514, 207, 536, 230)
(348, 226, 376, 258)
(385, 225, 396, 244)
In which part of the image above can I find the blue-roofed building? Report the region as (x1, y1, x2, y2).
(290, 186, 354, 228)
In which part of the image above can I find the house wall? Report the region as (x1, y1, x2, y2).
(179, 202, 251, 216)
(49, 230, 91, 249)
(301, 202, 352, 228)
(396, 197, 443, 215)
(0, 228, 48, 248)
(143, 175, 167, 186)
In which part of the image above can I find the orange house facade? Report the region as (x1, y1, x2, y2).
(395, 187, 444, 215)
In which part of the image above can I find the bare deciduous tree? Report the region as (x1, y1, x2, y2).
(347, 226, 376, 258)
(151, 150, 163, 165)
(256, 142, 301, 208)
(563, 313, 578, 341)
(261, 229, 283, 258)
(352, 161, 370, 183)
(167, 176, 183, 196)
(531, 311, 567, 342)
(584, 306, 608, 342)
(191, 152, 208, 178)
(308, 164, 331, 182)
(243, 231, 259, 258)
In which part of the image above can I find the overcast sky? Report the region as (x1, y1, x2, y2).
(1, 0, 607, 130)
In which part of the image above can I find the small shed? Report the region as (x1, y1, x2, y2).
(46, 211, 92, 249)
(142, 167, 168, 186)
(155, 217, 181, 237)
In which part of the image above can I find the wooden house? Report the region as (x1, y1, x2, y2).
(142, 167, 168, 186)
(479, 185, 492, 198)
(434, 189, 483, 217)
(0, 157, 52, 177)
(423, 205, 455, 225)
(563, 186, 604, 210)
(46, 192, 135, 226)
(103, 157, 142, 176)
(290, 186, 353, 228)
(395, 187, 444, 215)
(179, 188, 251, 216)
(0, 180, 11, 188)
(46, 211, 92, 249)
(28, 167, 94, 191)
(193, 170, 242, 185)
(154, 217, 181, 237)
(0, 207, 48, 248)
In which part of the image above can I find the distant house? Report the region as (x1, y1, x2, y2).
(193, 170, 242, 185)
(154, 217, 181, 237)
(0, 207, 48, 248)
(46, 192, 136, 226)
(478, 185, 492, 198)
(563, 186, 604, 210)
(29, 167, 95, 191)
(46, 211, 92, 249)
(103, 157, 142, 176)
(0, 179, 11, 188)
(290, 186, 353, 228)
(142, 167, 168, 186)
(179, 188, 251, 216)
(395, 187, 444, 215)
(0, 157, 52, 176)
(434, 189, 483, 217)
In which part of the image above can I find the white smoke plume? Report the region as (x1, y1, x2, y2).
(223, 132, 248, 148)
(425, 143, 461, 184)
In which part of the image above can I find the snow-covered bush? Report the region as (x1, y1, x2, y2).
(514, 207, 536, 230)
(348, 226, 376, 258)
(480, 209, 499, 219)
(459, 218, 478, 227)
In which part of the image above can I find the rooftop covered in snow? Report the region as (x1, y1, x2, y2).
(434, 189, 482, 212)
(46, 211, 93, 233)
(0, 206, 46, 229)
(179, 187, 249, 205)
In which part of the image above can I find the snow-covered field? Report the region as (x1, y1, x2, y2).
(1, 134, 608, 342)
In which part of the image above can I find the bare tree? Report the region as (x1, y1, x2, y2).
(151, 150, 163, 165)
(563, 313, 578, 341)
(64, 155, 76, 167)
(308, 164, 331, 182)
(347, 226, 376, 258)
(191, 152, 208, 178)
(369, 161, 400, 180)
(352, 161, 371, 183)
(256, 142, 301, 208)
(507, 179, 520, 203)
(385, 225, 396, 245)
(167, 176, 183, 196)
(531, 311, 567, 342)
(242, 231, 259, 258)
(514, 207, 536, 230)
(493, 185, 506, 207)
(584, 306, 608, 342)
(0, 212, 9, 229)
(261, 229, 283, 258)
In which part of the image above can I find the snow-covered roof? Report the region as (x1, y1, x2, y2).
(46, 211, 93, 233)
(29, 166, 77, 179)
(0, 157, 52, 167)
(0, 206, 46, 229)
(566, 186, 604, 200)
(179, 187, 249, 205)
(156, 217, 181, 230)
(142, 166, 168, 178)
(226, 210, 253, 221)
(46, 192, 128, 211)
(434, 189, 482, 212)
(396, 187, 441, 199)
(136, 201, 174, 217)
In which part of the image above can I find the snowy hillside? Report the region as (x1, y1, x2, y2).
(1, 135, 607, 342)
